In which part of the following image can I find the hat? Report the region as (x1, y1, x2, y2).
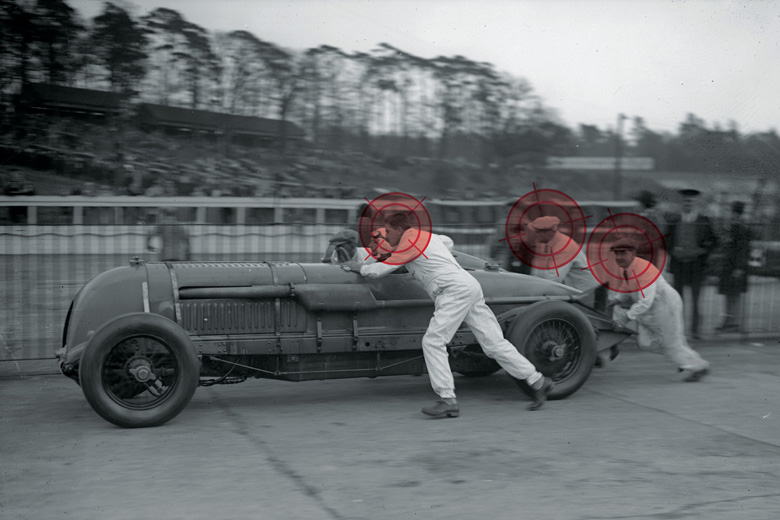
(329, 229, 359, 245)
(679, 188, 701, 197)
(528, 215, 560, 231)
(610, 238, 637, 252)
(634, 190, 656, 208)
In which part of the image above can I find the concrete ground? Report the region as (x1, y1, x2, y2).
(1, 341, 778, 520)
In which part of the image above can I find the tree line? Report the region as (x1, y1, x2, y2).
(1, 0, 779, 175)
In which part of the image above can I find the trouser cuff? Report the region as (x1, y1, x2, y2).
(526, 372, 542, 387)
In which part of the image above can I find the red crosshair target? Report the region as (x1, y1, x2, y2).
(584, 211, 668, 295)
(502, 184, 589, 274)
(359, 192, 432, 266)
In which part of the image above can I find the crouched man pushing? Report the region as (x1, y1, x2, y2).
(609, 238, 710, 382)
(342, 212, 553, 417)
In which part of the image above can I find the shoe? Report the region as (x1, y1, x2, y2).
(527, 377, 554, 411)
(684, 367, 710, 382)
(422, 399, 459, 418)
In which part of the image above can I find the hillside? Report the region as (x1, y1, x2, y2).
(1, 117, 671, 202)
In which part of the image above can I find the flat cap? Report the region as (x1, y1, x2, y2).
(610, 238, 637, 252)
(328, 229, 359, 244)
(528, 215, 561, 231)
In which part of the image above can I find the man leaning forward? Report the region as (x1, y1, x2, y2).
(342, 212, 553, 417)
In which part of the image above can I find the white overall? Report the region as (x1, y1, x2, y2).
(611, 257, 710, 372)
(360, 232, 541, 398)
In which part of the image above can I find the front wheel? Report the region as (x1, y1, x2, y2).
(79, 313, 199, 428)
(507, 301, 597, 400)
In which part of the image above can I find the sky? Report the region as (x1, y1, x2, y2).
(70, 0, 780, 135)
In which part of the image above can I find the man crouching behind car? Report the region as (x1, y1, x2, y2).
(341, 212, 553, 418)
(609, 238, 710, 382)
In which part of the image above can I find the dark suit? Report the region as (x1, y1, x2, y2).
(666, 213, 718, 335)
(717, 219, 751, 296)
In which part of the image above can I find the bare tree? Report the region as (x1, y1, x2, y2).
(1, 0, 35, 91)
(30, 0, 84, 85)
(142, 8, 218, 108)
(298, 45, 350, 150)
(90, 2, 148, 95)
(216, 30, 277, 116)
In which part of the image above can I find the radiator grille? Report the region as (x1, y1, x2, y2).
(180, 299, 303, 334)
(181, 300, 274, 334)
(174, 262, 290, 268)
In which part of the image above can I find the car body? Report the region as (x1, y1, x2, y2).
(58, 251, 630, 428)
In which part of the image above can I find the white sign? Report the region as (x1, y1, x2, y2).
(546, 157, 655, 171)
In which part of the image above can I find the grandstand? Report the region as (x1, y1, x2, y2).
(3, 83, 667, 202)
(4, 83, 349, 198)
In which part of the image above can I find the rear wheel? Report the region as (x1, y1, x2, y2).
(507, 301, 597, 400)
(79, 313, 199, 428)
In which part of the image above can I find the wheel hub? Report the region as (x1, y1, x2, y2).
(541, 340, 566, 361)
(127, 357, 154, 382)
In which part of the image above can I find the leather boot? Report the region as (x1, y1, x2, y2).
(422, 399, 459, 418)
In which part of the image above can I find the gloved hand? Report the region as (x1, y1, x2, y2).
(612, 307, 631, 329)
(341, 261, 362, 273)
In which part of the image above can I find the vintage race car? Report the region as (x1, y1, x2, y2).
(58, 251, 630, 428)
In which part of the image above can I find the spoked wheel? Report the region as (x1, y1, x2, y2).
(507, 301, 597, 400)
(103, 337, 177, 401)
(79, 313, 199, 428)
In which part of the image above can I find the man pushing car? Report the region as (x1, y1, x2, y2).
(609, 238, 710, 382)
(342, 212, 553, 417)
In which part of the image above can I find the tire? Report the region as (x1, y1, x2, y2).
(450, 346, 501, 377)
(79, 313, 199, 428)
(506, 301, 597, 400)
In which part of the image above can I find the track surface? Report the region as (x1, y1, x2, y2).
(1, 342, 778, 519)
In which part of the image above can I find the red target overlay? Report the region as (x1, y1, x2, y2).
(502, 185, 589, 273)
(359, 192, 433, 266)
(585, 211, 668, 295)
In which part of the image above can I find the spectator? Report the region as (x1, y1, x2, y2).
(147, 208, 191, 261)
(490, 201, 532, 275)
(497, 225, 534, 275)
(635, 189, 665, 232)
(3, 171, 35, 223)
(97, 184, 114, 196)
(716, 201, 752, 332)
(666, 188, 718, 339)
(144, 180, 166, 197)
(162, 179, 177, 196)
(81, 182, 97, 196)
(634, 189, 666, 269)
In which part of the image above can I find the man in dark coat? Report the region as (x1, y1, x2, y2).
(716, 201, 752, 331)
(147, 208, 191, 261)
(666, 188, 718, 339)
